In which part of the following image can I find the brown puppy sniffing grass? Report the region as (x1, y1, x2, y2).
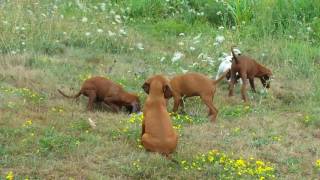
(141, 75, 178, 157)
(169, 71, 228, 123)
(229, 46, 273, 102)
(58, 76, 140, 113)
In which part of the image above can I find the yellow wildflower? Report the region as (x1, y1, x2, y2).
(6, 171, 14, 180)
(256, 160, 265, 166)
(208, 155, 214, 162)
(316, 159, 320, 168)
(235, 159, 246, 167)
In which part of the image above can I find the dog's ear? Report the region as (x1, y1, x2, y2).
(163, 85, 173, 99)
(142, 82, 150, 94)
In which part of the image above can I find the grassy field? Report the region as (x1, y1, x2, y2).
(1, 0, 320, 179)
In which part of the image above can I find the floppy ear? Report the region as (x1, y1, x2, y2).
(142, 82, 150, 94)
(163, 85, 173, 99)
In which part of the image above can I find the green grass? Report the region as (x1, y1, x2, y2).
(1, 0, 320, 179)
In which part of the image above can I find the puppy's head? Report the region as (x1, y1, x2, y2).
(232, 48, 241, 56)
(131, 94, 141, 113)
(142, 75, 173, 99)
(262, 69, 273, 88)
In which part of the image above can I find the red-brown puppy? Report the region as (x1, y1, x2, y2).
(141, 75, 178, 157)
(229, 47, 272, 102)
(58, 76, 140, 113)
(169, 72, 227, 122)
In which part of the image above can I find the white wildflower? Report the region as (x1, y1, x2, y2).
(85, 32, 91, 36)
(100, 3, 106, 11)
(119, 28, 127, 35)
(307, 27, 312, 32)
(189, 46, 195, 51)
(180, 67, 188, 73)
(218, 26, 224, 30)
(114, 15, 122, 23)
(81, 17, 88, 23)
(289, 35, 294, 39)
(88, 118, 96, 129)
(108, 30, 116, 37)
(216, 11, 222, 15)
(179, 33, 185, 36)
(215, 35, 225, 44)
(193, 33, 202, 40)
(97, 29, 103, 33)
(171, 51, 184, 63)
(136, 43, 144, 50)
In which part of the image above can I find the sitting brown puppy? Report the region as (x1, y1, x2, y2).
(141, 75, 178, 157)
(169, 72, 227, 122)
(58, 76, 140, 113)
(229, 47, 272, 102)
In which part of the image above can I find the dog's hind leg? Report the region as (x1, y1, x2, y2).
(86, 90, 97, 111)
(240, 73, 248, 102)
(141, 133, 160, 152)
(249, 78, 256, 93)
(201, 94, 218, 122)
(172, 95, 182, 112)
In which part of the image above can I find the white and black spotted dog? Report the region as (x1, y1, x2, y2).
(215, 48, 242, 83)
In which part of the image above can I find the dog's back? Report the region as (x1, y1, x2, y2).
(82, 76, 123, 98)
(170, 73, 213, 97)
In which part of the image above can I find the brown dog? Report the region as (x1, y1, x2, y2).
(141, 75, 178, 156)
(169, 72, 228, 122)
(58, 76, 140, 113)
(229, 47, 272, 102)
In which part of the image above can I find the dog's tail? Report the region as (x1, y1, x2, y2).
(212, 70, 229, 85)
(231, 46, 239, 64)
(57, 89, 82, 99)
